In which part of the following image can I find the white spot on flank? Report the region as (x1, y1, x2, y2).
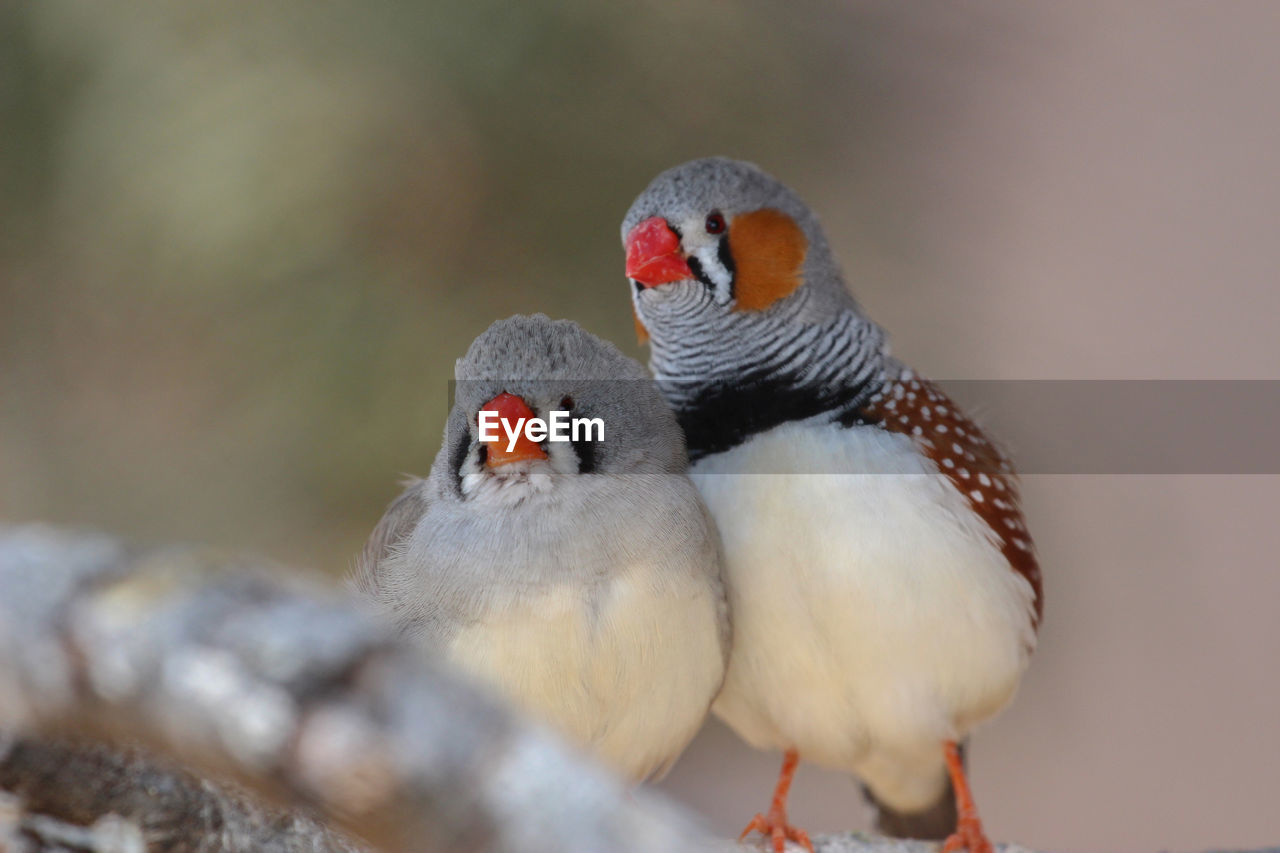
(958, 468, 970, 479)
(1012, 537, 1030, 550)
(970, 490, 985, 502)
(935, 424, 948, 434)
(952, 443, 963, 454)
(912, 425, 923, 436)
(942, 458, 955, 469)
(978, 473, 991, 486)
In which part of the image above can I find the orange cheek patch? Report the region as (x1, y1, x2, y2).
(728, 208, 808, 312)
(633, 306, 649, 344)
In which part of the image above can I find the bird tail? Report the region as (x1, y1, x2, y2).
(862, 781, 957, 840)
(859, 741, 964, 840)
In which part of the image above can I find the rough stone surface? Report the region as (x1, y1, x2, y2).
(0, 524, 707, 853)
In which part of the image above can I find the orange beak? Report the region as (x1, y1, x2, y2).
(625, 217, 693, 287)
(479, 392, 548, 468)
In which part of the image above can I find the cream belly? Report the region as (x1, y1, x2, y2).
(693, 420, 1036, 810)
(446, 563, 724, 781)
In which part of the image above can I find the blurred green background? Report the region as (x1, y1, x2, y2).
(1, 1, 1000, 569)
(5, 3, 1280, 850)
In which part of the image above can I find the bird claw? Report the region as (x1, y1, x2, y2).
(739, 810, 814, 853)
(942, 813, 994, 853)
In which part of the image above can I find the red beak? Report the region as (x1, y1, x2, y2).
(625, 217, 693, 287)
(479, 392, 548, 468)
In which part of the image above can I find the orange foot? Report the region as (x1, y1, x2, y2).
(739, 808, 813, 853)
(941, 740, 995, 853)
(739, 749, 814, 853)
(942, 812, 994, 853)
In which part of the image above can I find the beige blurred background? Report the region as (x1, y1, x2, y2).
(3, 2, 1278, 850)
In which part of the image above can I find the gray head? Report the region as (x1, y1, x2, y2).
(621, 157, 859, 339)
(442, 314, 687, 505)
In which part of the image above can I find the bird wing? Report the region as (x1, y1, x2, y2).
(854, 370, 1043, 628)
(351, 478, 432, 598)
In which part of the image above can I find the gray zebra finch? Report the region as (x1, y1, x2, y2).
(622, 158, 1042, 853)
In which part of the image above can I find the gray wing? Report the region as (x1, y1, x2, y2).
(699, 498, 733, 673)
(350, 478, 431, 599)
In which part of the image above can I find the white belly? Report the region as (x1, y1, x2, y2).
(694, 421, 1036, 810)
(446, 563, 724, 781)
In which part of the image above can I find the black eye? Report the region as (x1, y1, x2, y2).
(560, 395, 574, 410)
(705, 211, 726, 235)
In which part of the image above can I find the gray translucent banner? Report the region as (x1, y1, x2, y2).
(448, 380, 1280, 474)
(935, 380, 1280, 475)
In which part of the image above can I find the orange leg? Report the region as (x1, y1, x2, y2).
(941, 740, 994, 853)
(738, 748, 813, 853)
